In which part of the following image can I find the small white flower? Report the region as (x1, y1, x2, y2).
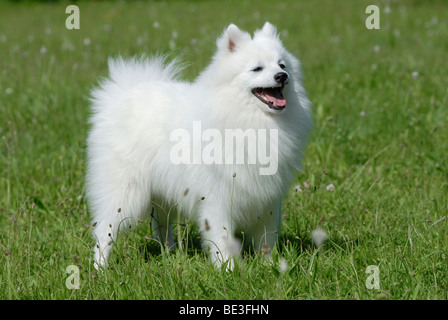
(294, 185, 303, 192)
(5, 88, 13, 95)
(384, 6, 391, 14)
(279, 257, 289, 273)
(326, 183, 335, 192)
(62, 40, 75, 52)
(136, 37, 144, 46)
(360, 111, 366, 117)
(83, 38, 91, 46)
(311, 228, 327, 248)
(153, 21, 160, 29)
(330, 36, 340, 43)
(373, 45, 380, 53)
(40, 46, 47, 55)
(412, 71, 419, 79)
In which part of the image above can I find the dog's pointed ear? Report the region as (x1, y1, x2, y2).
(217, 24, 251, 53)
(254, 22, 279, 40)
(261, 22, 277, 36)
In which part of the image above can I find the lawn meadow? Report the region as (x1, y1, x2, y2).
(0, 0, 447, 300)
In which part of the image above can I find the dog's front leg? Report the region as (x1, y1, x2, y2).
(199, 208, 239, 271)
(253, 200, 282, 258)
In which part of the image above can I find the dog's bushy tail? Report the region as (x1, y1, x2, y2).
(89, 55, 184, 111)
(108, 55, 184, 89)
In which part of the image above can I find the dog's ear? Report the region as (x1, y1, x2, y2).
(262, 22, 278, 37)
(254, 22, 279, 40)
(218, 24, 251, 53)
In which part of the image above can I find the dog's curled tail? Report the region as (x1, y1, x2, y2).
(108, 55, 184, 89)
(90, 55, 184, 110)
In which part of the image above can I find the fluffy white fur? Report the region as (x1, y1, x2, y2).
(86, 22, 312, 269)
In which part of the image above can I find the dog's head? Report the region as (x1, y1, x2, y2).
(211, 22, 303, 115)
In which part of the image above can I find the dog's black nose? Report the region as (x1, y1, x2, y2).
(274, 72, 288, 84)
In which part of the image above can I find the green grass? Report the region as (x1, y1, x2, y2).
(1, 0, 447, 300)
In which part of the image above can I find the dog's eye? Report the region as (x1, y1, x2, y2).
(252, 66, 263, 72)
(279, 63, 286, 69)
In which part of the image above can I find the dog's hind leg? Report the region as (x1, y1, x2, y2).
(91, 180, 150, 270)
(92, 217, 116, 270)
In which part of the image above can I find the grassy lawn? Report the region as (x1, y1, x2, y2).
(0, 0, 447, 300)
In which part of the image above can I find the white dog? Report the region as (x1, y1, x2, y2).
(86, 22, 312, 269)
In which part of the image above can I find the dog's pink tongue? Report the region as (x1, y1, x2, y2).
(265, 90, 286, 107)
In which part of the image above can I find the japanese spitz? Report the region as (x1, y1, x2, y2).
(87, 22, 312, 269)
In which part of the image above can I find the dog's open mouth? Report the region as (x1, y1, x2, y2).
(252, 86, 286, 111)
